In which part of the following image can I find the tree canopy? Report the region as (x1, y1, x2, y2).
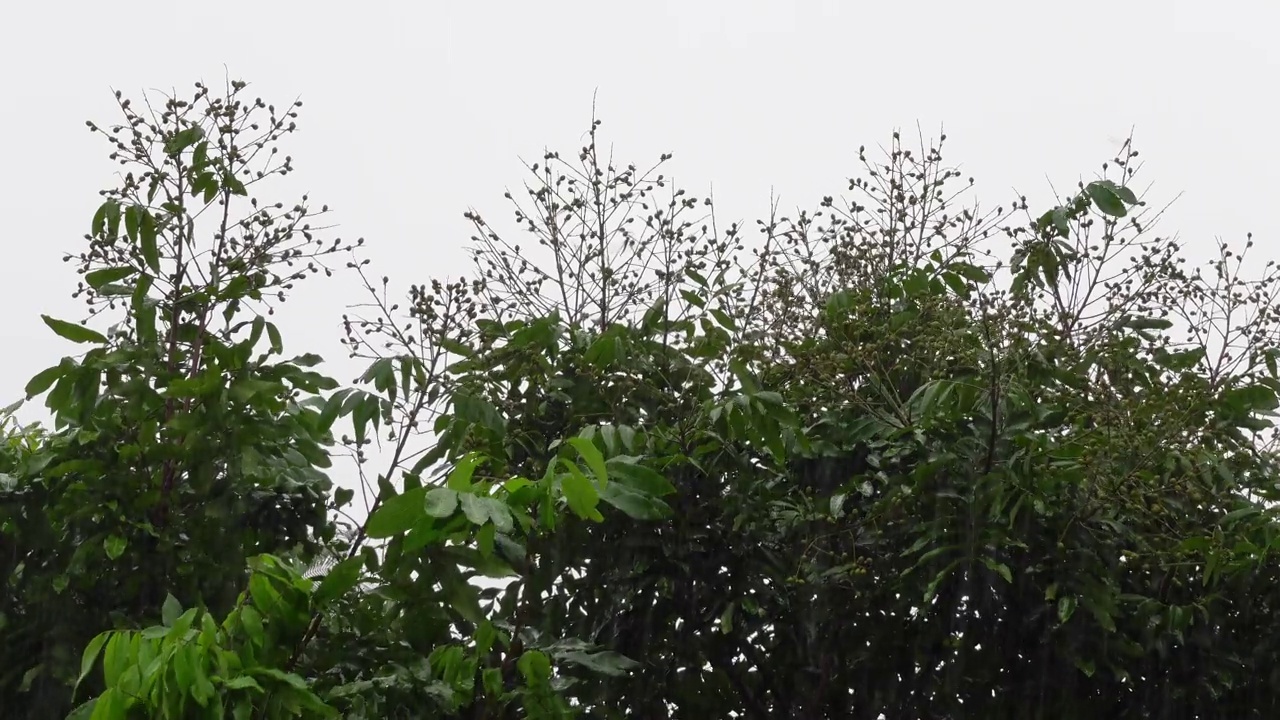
(4, 78, 1280, 719)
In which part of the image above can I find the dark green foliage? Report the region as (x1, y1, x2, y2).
(4, 81, 1280, 719)
(2, 81, 665, 720)
(452, 129, 1280, 717)
(1, 81, 350, 719)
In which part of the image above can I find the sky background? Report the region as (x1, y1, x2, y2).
(2, 0, 1277, 507)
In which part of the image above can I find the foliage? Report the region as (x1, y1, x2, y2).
(0, 81, 661, 720)
(455, 129, 1280, 717)
(1, 80, 351, 718)
(5, 77, 1280, 720)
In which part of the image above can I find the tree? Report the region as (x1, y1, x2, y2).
(454, 128, 1280, 717)
(6, 76, 1280, 719)
(0, 80, 351, 718)
(0, 80, 663, 720)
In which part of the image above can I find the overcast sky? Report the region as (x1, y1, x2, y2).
(2, 0, 1276, 503)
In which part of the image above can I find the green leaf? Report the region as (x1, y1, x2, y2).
(981, 557, 1012, 584)
(568, 436, 609, 486)
(480, 497, 514, 533)
(25, 362, 67, 398)
(476, 522, 496, 558)
(438, 337, 474, 357)
(585, 334, 620, 367)
(556, 650, 641, 677)
(640, 298, 668, 331)
(192, 140, 209, 169)
(606, 459, 676, 496)
(1120, 315, 1173, 331)
(951, 262, 991, 283)
(457, 493, 514, 533)
(459, 493, 489, 526)
(923, 559, 962, 604)
(42, 315, 107, 344)
(517, 650, 553, 684)
(424, 487, 460, 518)
(224, 174, 247, 197)
(91, 200, 116, 238)
(825, 290, 856, 316)
(1223, 384, 1280, 415)
(85, 266, 136, 290)
(600, 483, 671, 520)
(161, 594, 183, 626)
(103, 535, 127, 560)
(366, 487, 427, 538)
(89, 687, 124, 720)
(66, 699, 97, 720)
(132, 274, 155, 344)
(123, 205, 140, 242)
(228, 377, 283, 404)
(941, 271, 969, 297)
(560, 463, 602, 521)
(830, 493, 848, 518)
(709, 307, 737, 331)
(248, 574, 282, 617)
(191, 659, 215, 706)
(1058, 595, 1077, 623)
(1219, 506, 1263, 526)
(680, 289, 706, 308)
(266, 321, 283, 354)
(1035, 207, 1072, 239)
(239, 605, 265, 647)
(447, 453, 486, 491)
(74, 632, 110, 694)
(139, 210, 160, 273)
(222, 676, 264, 692)
(444, 576, 485, 625)
(452, 393, 506, 435)
(1086, 598, 1116, 633)
(1085, 181, 1128, 217)
(289, 352, 325, 368)
(101, 633, 127, 687)
(333, 487, 354, 509)
(719, 603, 735, 634)
(252, 667, 312, 690)
(314, 556, 364, 606)
(166, 609, 197, 643)
(96, 283, 132, 297)
(165, 125, 205, 156)
(351, 392, 380, 446)
(1074, 656, 1096, 678)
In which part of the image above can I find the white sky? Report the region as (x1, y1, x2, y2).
(3, 0, 1277, 505)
